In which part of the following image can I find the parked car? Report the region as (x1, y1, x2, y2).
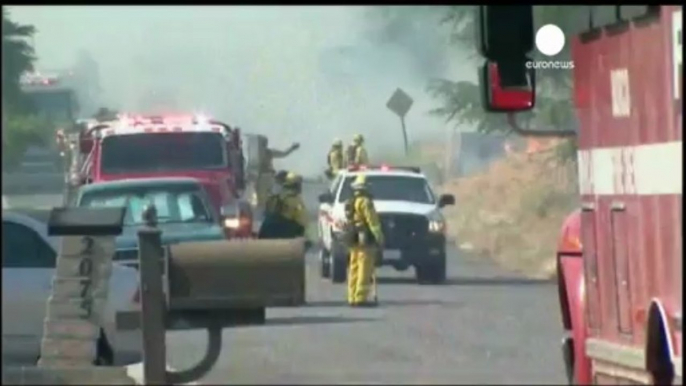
(1, 211, 142, 366)
(75, 177, 227, 267)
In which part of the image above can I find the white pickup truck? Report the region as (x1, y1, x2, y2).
(316, 165, 455, 284)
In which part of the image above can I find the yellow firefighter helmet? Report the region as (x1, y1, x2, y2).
(283, 172, 302, 188)
(351, 174, 368, 190)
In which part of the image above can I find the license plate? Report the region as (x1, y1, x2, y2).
(383, 249, 402, 261)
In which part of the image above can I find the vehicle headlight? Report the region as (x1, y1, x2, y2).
(427, 211, 446, 233)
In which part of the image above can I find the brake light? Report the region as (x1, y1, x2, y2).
(380, 164, 390, 171)
(223, 218, 240, 228)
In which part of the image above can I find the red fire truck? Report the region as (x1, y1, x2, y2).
(477, 5, 682, 385)
(68, 113, 252, 238)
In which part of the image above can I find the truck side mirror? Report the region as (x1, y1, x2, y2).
(477, 6, 534, 60)
(438, 194, 455, 208)
(480, 61, 536, 112)
(477, 6, 536, 112)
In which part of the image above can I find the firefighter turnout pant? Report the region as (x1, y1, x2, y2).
(347, 244, 377, 305)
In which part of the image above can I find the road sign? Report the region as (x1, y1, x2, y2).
(386, 88, 414, 118)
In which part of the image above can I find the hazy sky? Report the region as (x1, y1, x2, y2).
(9, 5, 473, 175)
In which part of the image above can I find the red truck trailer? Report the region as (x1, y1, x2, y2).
(477, 5, 682, 384)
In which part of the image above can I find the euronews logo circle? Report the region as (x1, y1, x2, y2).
(527, 24, 574, 70)
(536, 24, 565, 57)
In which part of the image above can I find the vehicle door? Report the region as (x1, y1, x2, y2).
(1, 220, 57, 364)
(319, 174, 343, 248)
(225, 129, 245, 195)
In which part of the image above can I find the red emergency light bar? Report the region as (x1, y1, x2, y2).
(347, 164, 421, 174)
(118, 113, 211, 126)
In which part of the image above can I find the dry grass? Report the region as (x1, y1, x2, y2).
(440, 146, 579, 279)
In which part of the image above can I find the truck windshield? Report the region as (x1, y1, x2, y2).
(79, 185, 214, 225)
(338, 175, 436, 204)
(100, 132, 227, 174)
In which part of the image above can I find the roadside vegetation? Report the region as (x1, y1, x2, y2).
(2, 9, 52, 171)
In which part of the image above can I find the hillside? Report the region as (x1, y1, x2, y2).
(440, 140, 579, 278)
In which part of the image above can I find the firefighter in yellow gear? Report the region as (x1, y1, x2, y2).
(254, 139, 300, 210)
(345, 174, 384, 306)
(351, 134, 369, 166)
(325, 139, 345, 178)
(346, 143, 356, 167)
(258, 172, 308, 239)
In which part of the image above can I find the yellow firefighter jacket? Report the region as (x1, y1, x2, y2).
(349, 192, 383, 246)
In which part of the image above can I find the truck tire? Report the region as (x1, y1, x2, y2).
(331, 257, 347, 283)
(329, 242, 348, 283)
(320, 248, 331, 279)
(415, 254, 447, 284)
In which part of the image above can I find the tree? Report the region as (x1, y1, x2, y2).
(1, 10, 53, 171)
(2, 8, 36, 113)
(2, 114, 50, 170)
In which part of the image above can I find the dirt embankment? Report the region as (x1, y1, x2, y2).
(440, 142, 579, 279)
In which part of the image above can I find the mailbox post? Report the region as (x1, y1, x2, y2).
(137, 206, 167, 385)
(40, 207, 126, 368)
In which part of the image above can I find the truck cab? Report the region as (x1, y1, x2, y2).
(72, 114, 252, 238)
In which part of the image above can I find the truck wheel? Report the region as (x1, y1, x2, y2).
(330, 254, 347, 284)
(415, 255, 447, 284)
(320, 248, 331, 278)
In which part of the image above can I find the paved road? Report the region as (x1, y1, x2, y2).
(164, 180, 566, 384)
(164, 249, 564, 384)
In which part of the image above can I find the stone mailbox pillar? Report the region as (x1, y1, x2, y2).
(39, 207, 126, 368)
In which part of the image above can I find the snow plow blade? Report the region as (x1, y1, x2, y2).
(165, 238, 306, 310)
